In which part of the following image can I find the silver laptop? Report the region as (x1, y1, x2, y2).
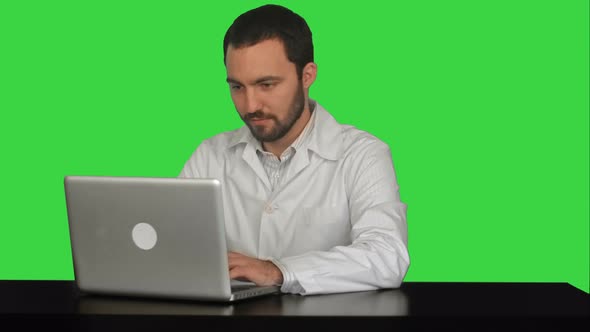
(63, 175, 280, 302)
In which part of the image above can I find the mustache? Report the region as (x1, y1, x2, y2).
(243, 111, 275, 121)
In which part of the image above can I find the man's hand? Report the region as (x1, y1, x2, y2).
(228, 252, 284, 286)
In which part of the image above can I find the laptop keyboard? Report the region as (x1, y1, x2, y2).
(231, 284, 256, 292)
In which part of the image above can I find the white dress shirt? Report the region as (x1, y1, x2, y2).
(179, 101, 410, 295)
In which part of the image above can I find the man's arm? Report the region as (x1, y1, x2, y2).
(274, 142, 409, 295)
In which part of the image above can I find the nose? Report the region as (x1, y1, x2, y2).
(244, 88, 262, 114)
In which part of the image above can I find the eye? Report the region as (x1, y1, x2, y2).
(259, 82, 275, 90)
(230, 84, 242, 91)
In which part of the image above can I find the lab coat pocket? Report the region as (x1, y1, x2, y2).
(292, 205, 351, 253)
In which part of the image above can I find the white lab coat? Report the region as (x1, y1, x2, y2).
(179, 102, 409, 295)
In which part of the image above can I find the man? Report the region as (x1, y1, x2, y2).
(179, 4, 409, 295)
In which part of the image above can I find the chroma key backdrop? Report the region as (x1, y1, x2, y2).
(0, 0, 588, 293)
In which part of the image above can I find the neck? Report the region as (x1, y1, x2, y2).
(263, 105, 312, 158)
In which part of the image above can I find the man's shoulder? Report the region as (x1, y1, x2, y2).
(313, 103, 390, 160)
(339, 124, 390, 154)
(197, 126, 248, 151)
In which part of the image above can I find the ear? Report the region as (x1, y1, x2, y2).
(301, 62, 317, 89)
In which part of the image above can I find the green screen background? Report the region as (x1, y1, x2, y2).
(1, 0, 588, 293)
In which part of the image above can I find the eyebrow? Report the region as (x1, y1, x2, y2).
(226, 76, 283, 85)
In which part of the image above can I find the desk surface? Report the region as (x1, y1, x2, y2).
(1, 281, 588, 331)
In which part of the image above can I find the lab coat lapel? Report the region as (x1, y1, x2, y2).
(241, 144, 272, 191)
(283, 147, 310, 185)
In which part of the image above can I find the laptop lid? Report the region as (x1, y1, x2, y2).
(64, 176, 278, 302)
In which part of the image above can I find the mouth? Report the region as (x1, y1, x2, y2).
(249, 118, 271, 124)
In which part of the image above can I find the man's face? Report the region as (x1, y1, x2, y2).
(225, 39, 305, 142)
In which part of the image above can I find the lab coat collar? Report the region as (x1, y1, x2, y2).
(306, 102, 344, 161)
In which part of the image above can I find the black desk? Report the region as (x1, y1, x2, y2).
(1, 281, 587, 331)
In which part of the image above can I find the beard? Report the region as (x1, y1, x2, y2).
(241, 83, 305, 143)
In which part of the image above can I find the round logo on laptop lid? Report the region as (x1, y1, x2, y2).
(131, 222, 158, 250)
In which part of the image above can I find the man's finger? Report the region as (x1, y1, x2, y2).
(229, 266, 248, 280)
(228, 254, 248, 267)
(228, 251, 246, 258)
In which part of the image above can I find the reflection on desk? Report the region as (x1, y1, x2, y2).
(76, 289, 408, 316)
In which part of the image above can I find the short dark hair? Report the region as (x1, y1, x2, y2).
(223, 4, 314, 79)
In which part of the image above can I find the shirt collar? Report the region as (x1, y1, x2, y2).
(227, 100, 343, 161)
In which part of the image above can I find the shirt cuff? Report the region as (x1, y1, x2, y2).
(270, 258, 305, 294)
